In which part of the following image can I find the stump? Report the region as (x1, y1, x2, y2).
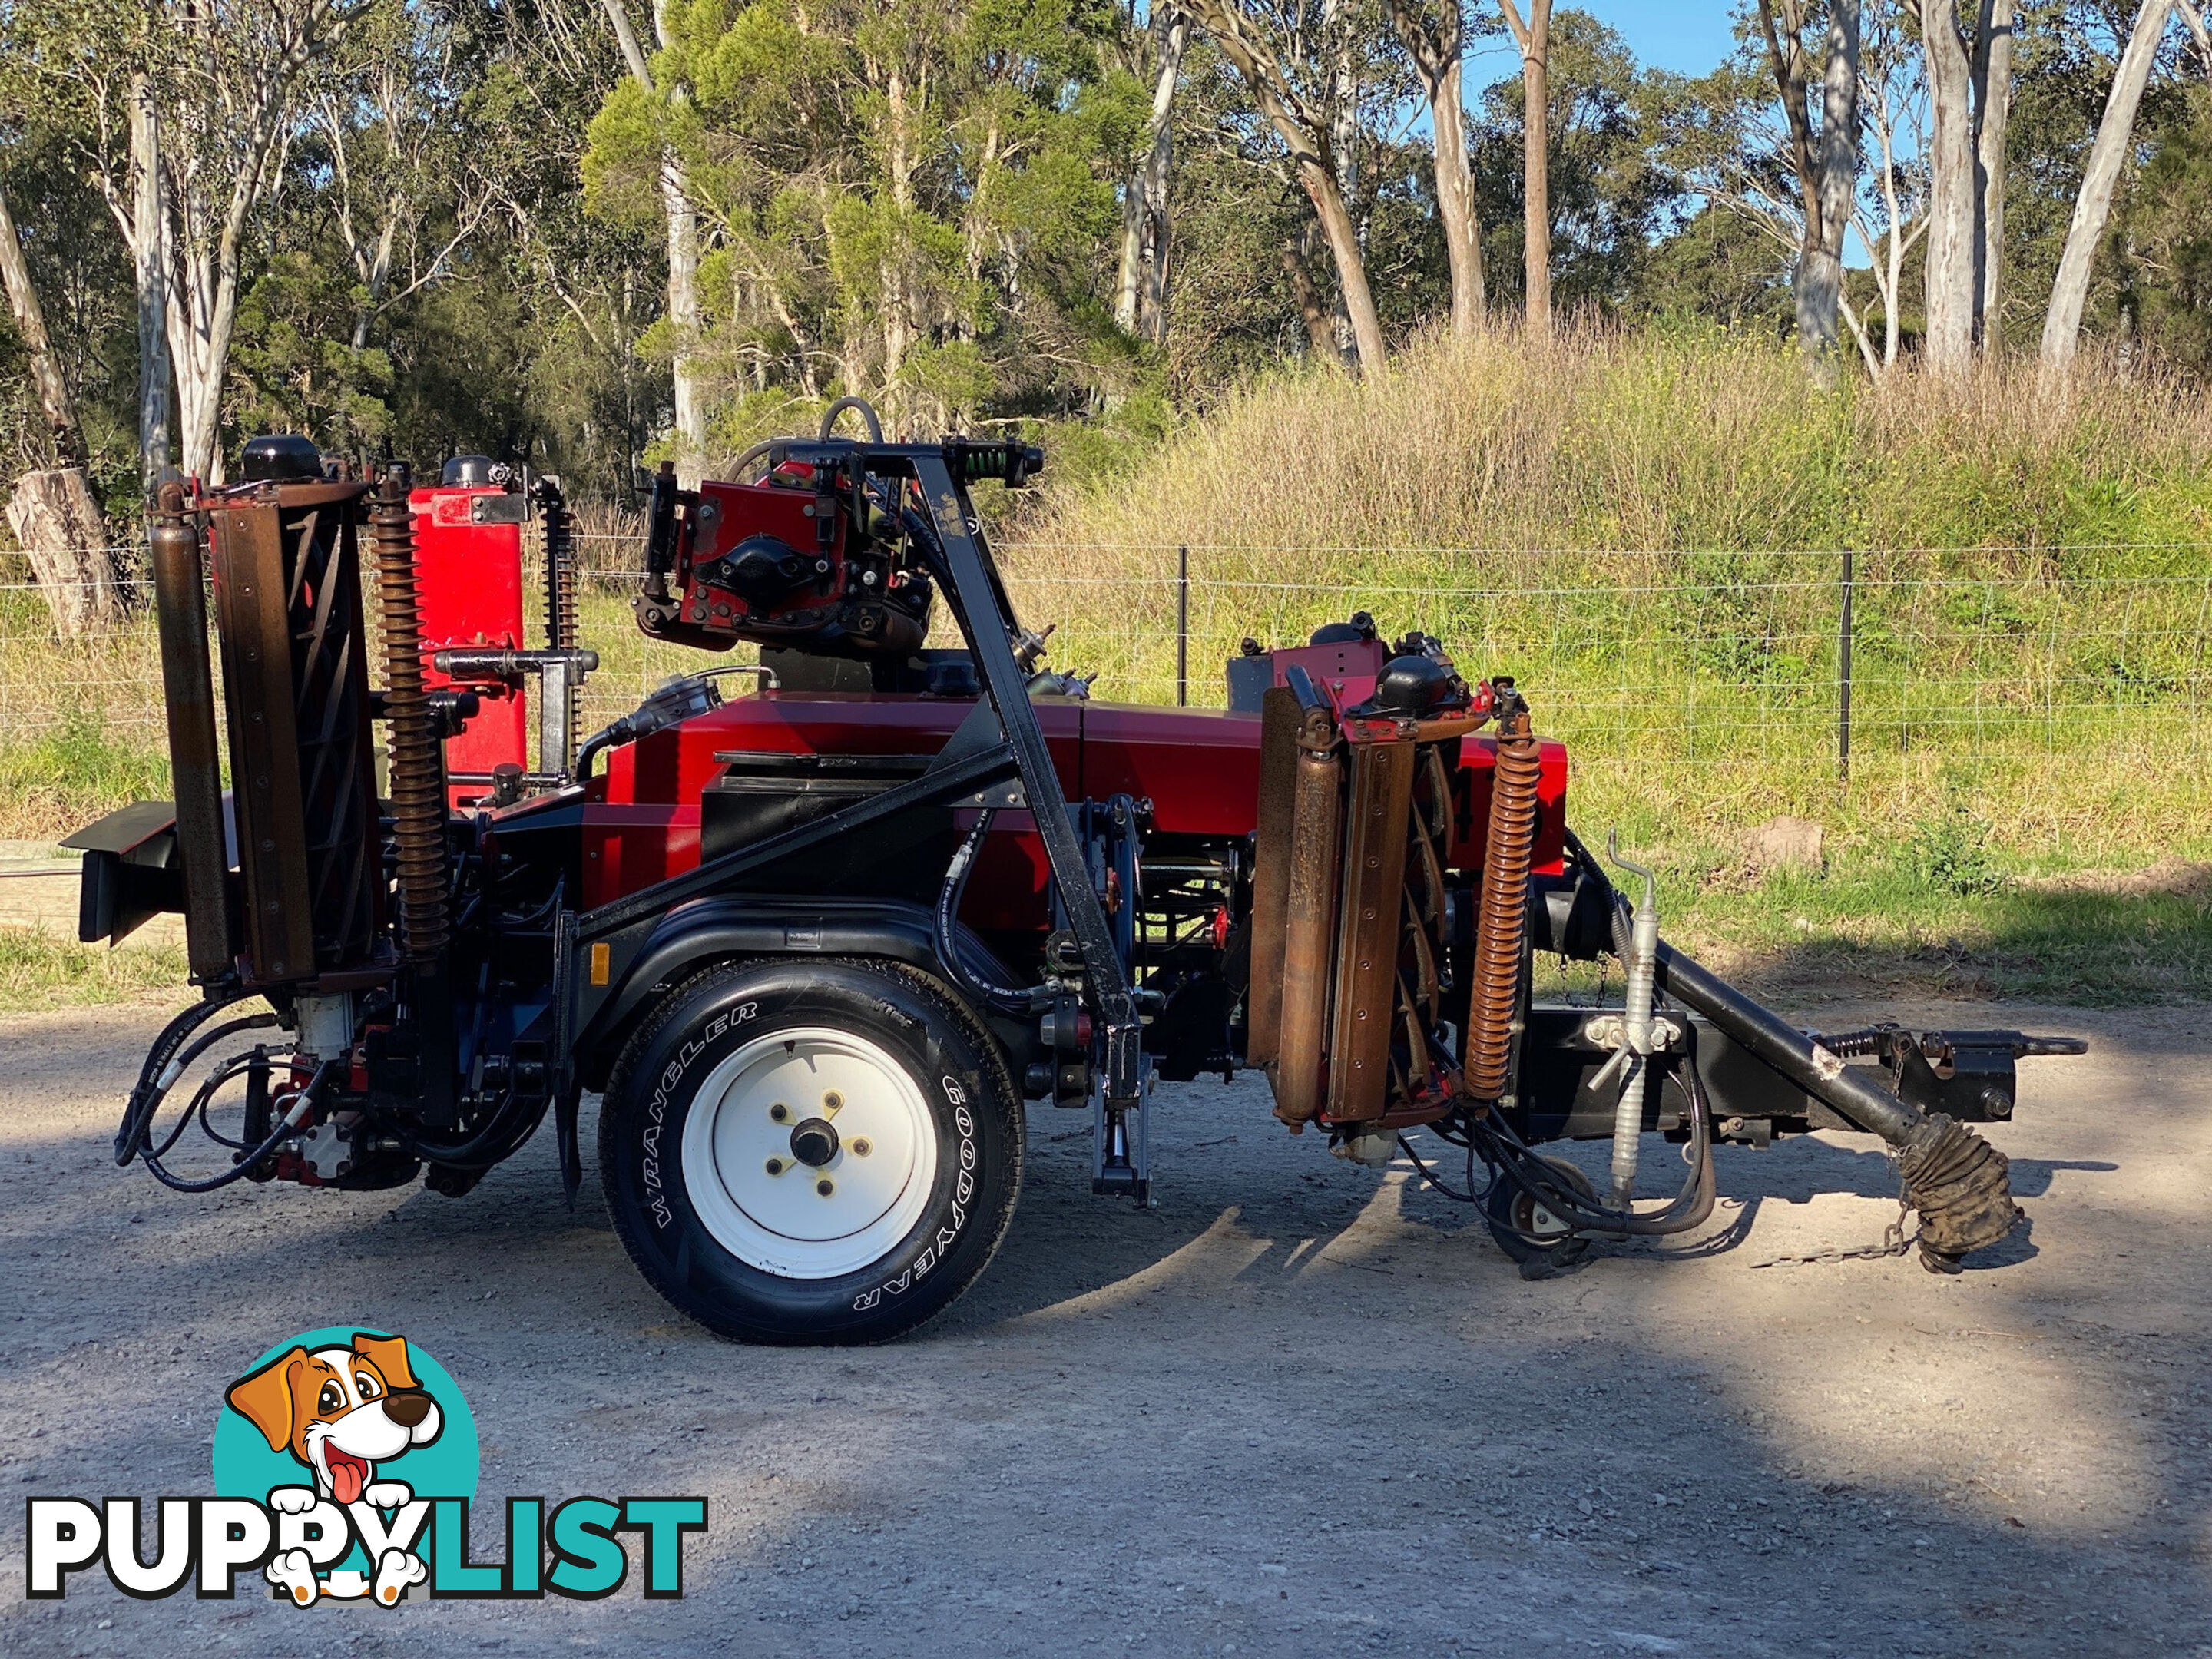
(5, 465, 116, 636)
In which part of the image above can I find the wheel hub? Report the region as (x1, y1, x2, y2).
(789, 1118, 839, 1167)
(681, 1026, 939, 1280)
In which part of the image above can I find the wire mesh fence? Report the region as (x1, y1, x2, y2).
(5, 534, 2207, 846)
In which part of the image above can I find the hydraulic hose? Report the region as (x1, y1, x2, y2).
(935, 811, 1052, 1012)
(115, 994, 264, 1165)
(140, 1060, 339, 1194)
(1467, 1056, 1717, 1241)
(819, 396, 886, 442)
(1561, 828, 2020, 1269)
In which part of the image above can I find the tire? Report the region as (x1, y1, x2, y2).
(1483, 1155, 1594, 1268)
(599, 957, 1023, 1344)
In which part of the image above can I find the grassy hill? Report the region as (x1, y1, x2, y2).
(1008, 327, 2212, 857)
(5, 326, 2210, 1003)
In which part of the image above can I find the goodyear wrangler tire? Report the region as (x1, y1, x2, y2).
(600, 958, 1023, 1345)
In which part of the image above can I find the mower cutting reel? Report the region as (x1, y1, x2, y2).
(75, 406, 2089, 1346)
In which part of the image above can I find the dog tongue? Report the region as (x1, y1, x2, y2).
(331, 1456, 365, 1505)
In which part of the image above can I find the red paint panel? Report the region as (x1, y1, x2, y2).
(1445, 736, 1570, 876)
(582, 804, 701, 907)
(409, 485, 527, 803)
(1076, 703, 1263, 836)
(583, 686, 1570, 914)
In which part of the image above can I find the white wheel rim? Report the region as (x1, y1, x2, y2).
(681, 1025, 939, 1280)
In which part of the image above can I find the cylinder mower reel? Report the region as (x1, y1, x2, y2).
(70, 409, 2087, 1349)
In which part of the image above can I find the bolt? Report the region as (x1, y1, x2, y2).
(765, 1157, 786, 1176)
(823, 1090, 844, 1114)
(852, 1138, 872, 1157)
(816, 1177, 835, 1197)
(770, 1103, 789, 1123)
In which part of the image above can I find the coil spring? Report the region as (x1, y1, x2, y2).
(368, 473, 449, 960)
(1464, 704, 1541, 1101)
(541, 484, 581, 753)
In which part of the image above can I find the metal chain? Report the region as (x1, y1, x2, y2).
(1748, 1156, 1917, 1270)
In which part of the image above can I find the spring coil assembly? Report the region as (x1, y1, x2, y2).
(540, 481, 582, 756)
(1463, 690, 1542, 1100)
(368, 470, 449, 959)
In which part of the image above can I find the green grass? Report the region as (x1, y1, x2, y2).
(1625, 846, 2212, 1007)
(0, 708, 171, 842)
(0, 926, 188, 1012)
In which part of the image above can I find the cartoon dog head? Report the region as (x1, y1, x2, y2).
(227, 1333, 442, 1505)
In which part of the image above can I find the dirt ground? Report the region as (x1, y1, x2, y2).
(1, 992, 2207, 1658)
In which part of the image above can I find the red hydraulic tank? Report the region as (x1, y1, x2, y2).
(408, 460, 531, 803)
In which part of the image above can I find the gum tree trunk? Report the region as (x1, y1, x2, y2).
(2039, 0, 2174, 379)
(6, 468, 117, 637)
(1972, 0, 2016, 349)
(1920, 0, 1977, 377)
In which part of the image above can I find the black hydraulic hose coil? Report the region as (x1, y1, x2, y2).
(1465, 698, 1541, 1101)
(369, 471, 449, 959)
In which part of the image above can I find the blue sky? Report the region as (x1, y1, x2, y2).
(1590, 1, 1743, 75)
(1463, 2, 1743, 82)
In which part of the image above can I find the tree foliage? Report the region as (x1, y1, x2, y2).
(1, 0, 2207, 524)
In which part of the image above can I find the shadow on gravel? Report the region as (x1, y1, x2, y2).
(4, 1005, 2205, 1656)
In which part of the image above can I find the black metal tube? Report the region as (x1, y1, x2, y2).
(1839, 548, 1854, 783)
(1176, 544, 1188, 707)
(1655, 942, 1926, 1145)
(148, 482, 235, 982)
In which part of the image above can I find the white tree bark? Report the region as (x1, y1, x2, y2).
(1115, 5, 1190, 343)
(86, 7, 348, 485)
(1919, 0, 1977, 376)
(0, 180, 84, 462)
(1971, 0, 2016, 349)
(6, 469, 116, 637)
(2039, 0, 2176, 379)
(1799, 0, 1860, 368)
(603, 0, 705, 483)
(1498, 0, 1555, 336)
(1184, 0, 1389, 372)
(127, 73, 174, 493)
(1385, 0, 1485, 336)
(2175, 0, 2211, 81)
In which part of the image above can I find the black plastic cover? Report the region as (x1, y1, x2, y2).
(239, 434, 323, 482)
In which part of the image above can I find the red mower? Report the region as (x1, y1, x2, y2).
(72, 410, 2084, 1343)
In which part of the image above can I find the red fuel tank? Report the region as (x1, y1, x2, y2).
(409, 462, 531, 803)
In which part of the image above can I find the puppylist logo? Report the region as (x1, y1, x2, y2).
(25, 1326, 706, 1604)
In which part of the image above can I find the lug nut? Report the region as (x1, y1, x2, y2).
(765, 1157, 786, 1176)
(815, 1177, 835, 1197)
(852, 1138, 872, 1157)
(823, 1091, 843, 1114)
(770, 1103, 789, 1123)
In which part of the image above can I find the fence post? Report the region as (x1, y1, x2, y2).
(1176, 544, 1189, 707)
(1838, 547, 1854, 784)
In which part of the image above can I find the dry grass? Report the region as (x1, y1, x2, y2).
(1007, 328, 2212, 862)
(1018, 324, 2212, 555)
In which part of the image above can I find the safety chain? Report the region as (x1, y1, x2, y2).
(1748, 1155, 1917, 1269)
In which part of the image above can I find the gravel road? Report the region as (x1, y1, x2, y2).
(2, 994, 2207, 1657)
